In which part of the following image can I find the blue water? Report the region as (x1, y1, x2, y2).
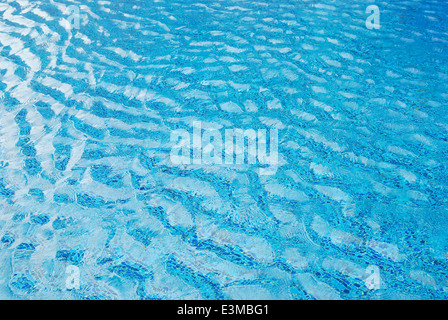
(0, 0, 447, 300)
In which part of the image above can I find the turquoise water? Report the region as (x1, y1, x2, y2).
(0, 0, 447, 300)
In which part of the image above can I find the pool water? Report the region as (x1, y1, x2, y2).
(0, 0, 447, 300)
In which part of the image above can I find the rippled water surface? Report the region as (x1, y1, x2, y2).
(0, 0, 448, 299)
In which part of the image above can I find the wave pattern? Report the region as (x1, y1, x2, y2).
(0, 0, 448, 299)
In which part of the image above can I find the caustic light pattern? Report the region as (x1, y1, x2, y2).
(0, 0, 447, 300)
